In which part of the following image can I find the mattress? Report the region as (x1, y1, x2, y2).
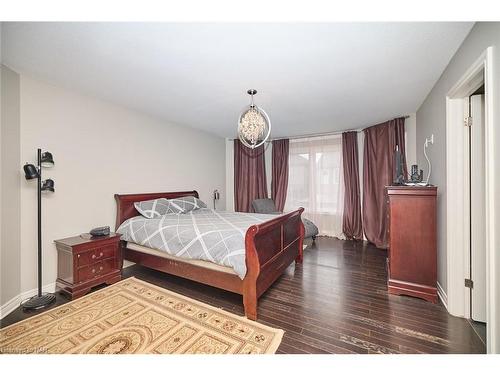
(126, 242, 237, 275)
(117, 208, 278, 279)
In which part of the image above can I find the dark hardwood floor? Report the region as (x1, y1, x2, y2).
(1, 237, 486, 354)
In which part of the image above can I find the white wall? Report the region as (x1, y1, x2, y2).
(0, 24, 3, 308)
(1, 73, 226, 310)
(416, 22, 500, 352)
(0, 65, 21, 308)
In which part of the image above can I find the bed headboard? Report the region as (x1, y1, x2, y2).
(114, 190, 199, 230)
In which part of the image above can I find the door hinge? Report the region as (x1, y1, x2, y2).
(464, 116, 472, 127)
(465, 278, 474, 288)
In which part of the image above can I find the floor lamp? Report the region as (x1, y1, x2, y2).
(22, 148, 56, 310)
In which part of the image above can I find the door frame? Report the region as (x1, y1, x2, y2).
(445, 47, 496, 352)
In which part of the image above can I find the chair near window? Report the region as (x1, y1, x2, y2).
(251, 198, 318, 241)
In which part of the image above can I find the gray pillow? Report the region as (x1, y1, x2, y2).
(134, 198, 183, 219)
(168, 196, 207, 213)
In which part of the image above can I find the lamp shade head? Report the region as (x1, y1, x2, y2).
(41, 151, 54, 167)
(41, 179, 55, 192)
(23, 163, 39, 180)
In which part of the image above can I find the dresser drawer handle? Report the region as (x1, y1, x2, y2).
(99, 266, 103, 271)
(92, 252, 104, 260)
(77, 254, 80, 258)
(91, 268, 96, 273)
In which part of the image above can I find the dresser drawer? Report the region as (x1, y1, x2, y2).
(76, 245, 116, 267)
(77, 258, 116, 283)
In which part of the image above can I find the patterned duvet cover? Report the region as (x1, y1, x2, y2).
(117, 208, 278, 279)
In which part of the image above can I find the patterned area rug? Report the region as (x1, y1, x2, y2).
(0, 277, 284, 354)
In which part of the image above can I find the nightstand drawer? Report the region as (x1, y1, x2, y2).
(76, 245, 116, 267)
(77, 258, 116, 283)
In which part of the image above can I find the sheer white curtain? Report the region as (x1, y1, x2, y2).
(284, 135, 345, 238)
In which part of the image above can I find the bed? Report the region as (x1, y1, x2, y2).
(114, 190, 304, 320)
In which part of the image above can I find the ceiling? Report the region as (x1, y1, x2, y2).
(1, 22, 473, 138)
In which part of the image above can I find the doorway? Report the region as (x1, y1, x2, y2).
(467, 88, 487, 343)
(445, 47, 496, 353)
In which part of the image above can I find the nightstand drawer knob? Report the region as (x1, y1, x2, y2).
(92, 254, 96, 259)
(77, 254, 80, 258)
(99, 266, 103, 271)
(99, 252, 103, 257)
(92, 268, 96, 273)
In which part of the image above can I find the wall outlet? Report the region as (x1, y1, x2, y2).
(425, 134, 434, 147)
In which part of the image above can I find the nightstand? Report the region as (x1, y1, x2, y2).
(54, 233, 122, 299)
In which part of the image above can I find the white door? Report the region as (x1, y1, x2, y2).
(470, 94, 486, 323)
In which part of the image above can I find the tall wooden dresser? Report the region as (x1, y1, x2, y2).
(386, 186, 437, 303)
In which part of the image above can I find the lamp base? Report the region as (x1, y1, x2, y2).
(21, 293, 56, 311)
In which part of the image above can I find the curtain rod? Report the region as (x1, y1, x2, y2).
(229, 115, 411, 142)
(271, 128, 360, 141)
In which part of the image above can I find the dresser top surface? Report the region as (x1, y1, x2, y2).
(386, 185, 437, 196)
(54, 233, 121, 247)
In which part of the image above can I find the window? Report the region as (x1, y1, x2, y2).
(285, 135, 344, 238)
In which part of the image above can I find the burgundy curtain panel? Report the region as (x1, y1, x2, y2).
(234, 139, 268, 212)
(362, 117, 406, 248)
(271, 139, 289, 212)
(394, 118, 408, 179)
(342, 132, 363, 240)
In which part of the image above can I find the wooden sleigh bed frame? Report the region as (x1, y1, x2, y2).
(114, 190, 304, 320)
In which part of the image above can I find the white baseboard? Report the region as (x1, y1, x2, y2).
(0, 282, 56, 320)
(437, 281, 448, 310)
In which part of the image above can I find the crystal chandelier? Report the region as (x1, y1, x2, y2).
(237, 89, 271, 149)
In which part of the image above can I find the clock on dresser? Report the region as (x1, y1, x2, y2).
(54, 233, 122, 299)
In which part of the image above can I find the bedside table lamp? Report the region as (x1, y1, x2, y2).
(213, 189, 220, 210)
(21, 148, 56, 310)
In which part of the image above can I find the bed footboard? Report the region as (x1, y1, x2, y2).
(243, 208, 304, 320)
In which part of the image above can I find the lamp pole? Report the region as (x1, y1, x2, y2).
(37, 148, 42, 298)
(21, 148, 56, 310)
